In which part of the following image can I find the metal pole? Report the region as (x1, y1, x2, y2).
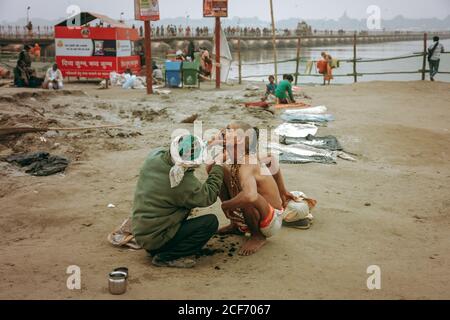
(353, 32, 357, 83)
(421, 33, 427, 81)
(215, 17, 221, 89)
(294, 37, 301, 85)
(269, 0, 278, 82)
(144, 20, 153, 94)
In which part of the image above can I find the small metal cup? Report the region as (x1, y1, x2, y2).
(108, 271, 127, 295)
(113, 267, 129, 278)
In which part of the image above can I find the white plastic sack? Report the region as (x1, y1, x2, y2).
(122, 74, 137, 89)
(274, 123, 318, 138)
(283, 105, 327, 115)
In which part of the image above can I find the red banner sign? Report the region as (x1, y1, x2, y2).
(56, 56, 140, 79)
(203, 0, 228, 18)
(135, 0, 160, 21)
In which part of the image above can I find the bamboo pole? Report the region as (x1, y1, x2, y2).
(421, 33, 428, 80)
(238, 37, 242, 84)
(0, 125, 124, 137)
(144, 20, 153, 94)
(353, 32, 357, 83)
(294, 37, 301, 85)
(269, 0, 278, 83)
(215, 17, 221, 89)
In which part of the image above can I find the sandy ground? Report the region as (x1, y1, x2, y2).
(0, 80, 449, 300)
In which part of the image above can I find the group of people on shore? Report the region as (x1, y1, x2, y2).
(316, 35, 445, 84)
(263, 74, 296, 104)
(172, 41, 213, 80)
(148, 25, 209, 38)
(13, 44, 63, 89)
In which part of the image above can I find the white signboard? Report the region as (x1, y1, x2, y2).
(117, 40, 132, 57)
(55, 38, 94, 57)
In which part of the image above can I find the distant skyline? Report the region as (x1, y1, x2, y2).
(1, 0, 449, 23)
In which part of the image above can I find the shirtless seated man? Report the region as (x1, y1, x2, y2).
(209, 121, 295, 256)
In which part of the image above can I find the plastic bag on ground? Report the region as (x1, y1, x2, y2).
(281, 113, 335, 123)
(283, 105, 327, 115)
(274, 123, 318, 138)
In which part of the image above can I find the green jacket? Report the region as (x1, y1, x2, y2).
(131, 148, 224, 251)
(275, 79, 294, 101)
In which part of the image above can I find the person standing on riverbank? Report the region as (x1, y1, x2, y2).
(428, 36, 445, 82)
(318, 52, 333, 85)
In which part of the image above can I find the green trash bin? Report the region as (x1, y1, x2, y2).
(182, 61, 200, 88)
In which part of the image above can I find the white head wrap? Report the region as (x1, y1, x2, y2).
(169, 135, 205, 188)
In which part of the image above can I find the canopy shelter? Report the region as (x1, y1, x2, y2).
(54, 12, 141, 79)
(212, 25, 232, 83)
(55, 12, 128, 28)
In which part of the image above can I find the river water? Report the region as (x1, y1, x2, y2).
(227, 39, 450, 84)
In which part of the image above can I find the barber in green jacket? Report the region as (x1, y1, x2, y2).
(132, 134, 224, 268)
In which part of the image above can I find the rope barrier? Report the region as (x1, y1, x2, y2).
(238, 53, 430, 66)
(356, 54, 424, 63)
(240, 70, 450, 79)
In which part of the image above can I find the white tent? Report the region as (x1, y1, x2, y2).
(212, 26, 233, 83)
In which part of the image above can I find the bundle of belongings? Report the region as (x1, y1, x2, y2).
(4, 152, 69, 176)
(107, 217, 142, 250)
(103, 71, 147, 90)
(282, 191, 317, 229)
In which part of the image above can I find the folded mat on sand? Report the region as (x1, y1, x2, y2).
(5, 152, 69, 176)
(274, 123, 318, 138)
(275, 102, 311, 109)
(281, 134, 343, 151)
(283, 105, 327, 114)
(244, 101, 270, 108)
(269, 143, 356, 164)
(281, 113, 335, 123)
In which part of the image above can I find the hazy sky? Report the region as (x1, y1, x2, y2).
(1, 0, 449, 22)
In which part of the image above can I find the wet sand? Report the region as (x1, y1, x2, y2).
(0, 80, 449, 299)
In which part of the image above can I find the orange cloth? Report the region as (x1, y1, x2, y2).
(324, 63, 333, 81)
(274, 102, 311, 109)
(238, 205, 275, 233)
(317, 60, 327, 74)
(244, 101, 270, 108)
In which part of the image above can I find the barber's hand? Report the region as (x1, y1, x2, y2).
(222, 207, 245, 224)
(207, 129, 225, 147)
